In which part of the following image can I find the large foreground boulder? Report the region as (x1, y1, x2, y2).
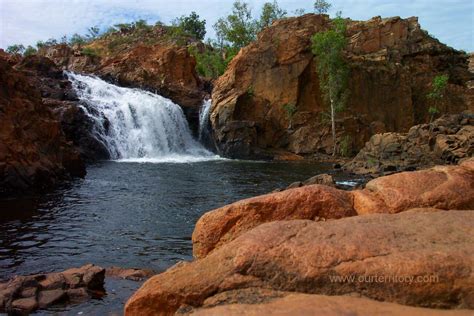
(185, 292, 473, 316)
(210, 14, 473, 159)
(126, 211, 474, 315)
(193, 160, 474, 258)
(193, 185, 356, 258)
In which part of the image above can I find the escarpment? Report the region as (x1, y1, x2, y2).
(210, 14, 473, 159)
(0, 53, 85, 195)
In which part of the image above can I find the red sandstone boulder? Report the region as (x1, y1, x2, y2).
(192, 185, 356, 258)
(185, 292, 473, 316)
(125, 211, 474, 315)
(193, 161, 473, 257)
(353, 161, 474, 214)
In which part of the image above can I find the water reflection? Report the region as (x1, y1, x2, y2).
(0, 160, 358, 312)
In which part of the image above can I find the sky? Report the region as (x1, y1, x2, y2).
(0, 0, 472, 52)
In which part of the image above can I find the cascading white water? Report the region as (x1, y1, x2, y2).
(66, 72, 219, 163)
(198, 99, 212, 141)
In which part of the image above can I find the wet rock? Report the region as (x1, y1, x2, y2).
(126, 211, 474, 315)
(106, 267, 155, 281)
(192, 185, 356, 258)
(0, 264, 105, 314)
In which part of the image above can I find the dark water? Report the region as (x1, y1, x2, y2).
(0, 160, 354, 314)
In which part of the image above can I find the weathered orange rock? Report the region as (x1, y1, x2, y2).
(125, 211, 474, 315)
(353, 161, 474, 214)
(192, 185, 355, 258)
(210, 15, 472, 159)
(186, 292, 474, 316)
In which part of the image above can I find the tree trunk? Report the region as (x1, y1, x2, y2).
(330, 99, 336, 156)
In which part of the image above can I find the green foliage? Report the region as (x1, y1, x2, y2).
(81, 47, 98, 57)
(173, 12, 206, 40)
(427, 74, 449, 123)
(293, 8, 306, 16)
(311, 15, 349, 113)
(188, 44, 237, 78)
(283, 103, 297, 129)
(213, 1, 258, 49)
(339, 135, 352, 157)
(87, 26, 100, 39)
(314, 0, 331, 14)
(69, 33, 87, 46)
(258, 1, 287, 30)
(247, 85, 255, 97)
(283, 103, 297, 118)
(311, 14, 349, 155)
(6, 44, 25, 55)
(23, 45, 37, 56)
(427, 74, 449, 101)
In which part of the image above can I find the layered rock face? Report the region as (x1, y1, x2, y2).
(0, 54, 85, 195)
(345, 114, 473, 175)
(210, 14, 473, 159)
(126, 160, 474, 315)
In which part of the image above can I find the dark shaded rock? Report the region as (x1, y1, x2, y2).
(345, 114, 474, 176)
(0, 264, 105, 314)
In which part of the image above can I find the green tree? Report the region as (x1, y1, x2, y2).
(311, 15, 349, 156)
(87, 26, 100, 39)
(69, 33, 87, 46)
(23, 45, 37, 56)
(174, 12, 206, 40)
(6, 44, 25, 55)
(314, 0, 331, 14)
(213, 1, 258, 49)
(427, 74, 449, 124)
(258, 1, 287, 30)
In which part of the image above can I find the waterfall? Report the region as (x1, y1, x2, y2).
(198, 99, 212, 141)
(66, 72, 218, 163)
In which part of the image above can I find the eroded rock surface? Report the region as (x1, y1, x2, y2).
(126, 211, 474, 315)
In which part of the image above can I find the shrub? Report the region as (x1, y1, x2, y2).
(81, 47, 98, 57)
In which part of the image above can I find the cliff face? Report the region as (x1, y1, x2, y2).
(0, 53, 85, 195)
(210, 14, 473, 159)
(39, 27, 205, 119)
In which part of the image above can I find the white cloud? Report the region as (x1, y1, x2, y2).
(0, 0, 472, 51)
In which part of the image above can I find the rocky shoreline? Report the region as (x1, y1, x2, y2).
(125, 159, 474, 315)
